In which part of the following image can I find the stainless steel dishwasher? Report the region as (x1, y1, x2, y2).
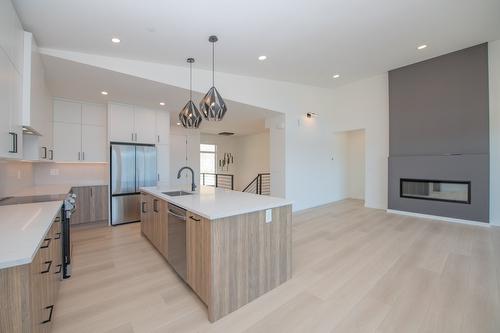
(167, 203, 187, 281)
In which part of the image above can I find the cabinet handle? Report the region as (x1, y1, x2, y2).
(8, 132, 17, 153)
(153, 199, 159, 212)
(41, 147, 47, 159)
(131, 133, 134, 141)
(90, 187, 93, 197)
(189, 216, 201, 222)
(141, 202, 147, 213)
(78, 152, 81, 160)
(42, 305, 54, 324)
(54, 216, 61, 223)
(157, 174, 160, 181)
(54, 232, 61, 240)
(49, 149, 54, 160)
(41, 260, 52, 274)
(54, 264, 62, 274)
(82, 152, 85, 160)
(41, 238, 51, 248)
(157, 135, 160, 143)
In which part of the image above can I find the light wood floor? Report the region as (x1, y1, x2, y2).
(52, 200, 500, 333)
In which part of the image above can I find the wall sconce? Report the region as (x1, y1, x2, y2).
(218, 153, 234, 171)
(306, 112, 319, 118)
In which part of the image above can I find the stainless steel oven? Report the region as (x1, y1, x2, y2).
(167, 203, 187, 281)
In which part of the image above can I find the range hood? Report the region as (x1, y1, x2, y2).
(22, 126, 42, 136)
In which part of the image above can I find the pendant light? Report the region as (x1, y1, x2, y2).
(179, 58, 203, 129)
(200, 35, 227, 121)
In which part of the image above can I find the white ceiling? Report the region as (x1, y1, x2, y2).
(13, 0, 500, 88)
(41, 55, 278, 136)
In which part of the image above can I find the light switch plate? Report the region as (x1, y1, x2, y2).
(49, 168, 59, 176)
(265, 209, 272, 223)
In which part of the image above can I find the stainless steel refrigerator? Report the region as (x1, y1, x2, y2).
(110, 143, 157, 225)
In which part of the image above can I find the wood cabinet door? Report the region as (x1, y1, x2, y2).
(186, 212, 210, 305)
(71, 187, 92, 224)
(158, 200, 168, 257)
(140, 194, 153, 240)
(90, 185, 108, 222)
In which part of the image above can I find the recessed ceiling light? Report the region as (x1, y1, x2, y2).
(258, 55, 267, 61)
(176, 122, 181, 126)
(417, 44, 427, 50)
(111, 37, 121, 43)
(101, 91, 108, 95)
(160, 102, 165, 106)
(333, 74, 340, 79)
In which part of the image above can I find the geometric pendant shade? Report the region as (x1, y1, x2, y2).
(179, 58, 203, 129)
(200, 35, 228, 121)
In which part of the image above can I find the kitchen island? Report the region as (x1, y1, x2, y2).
(140, 186, 292, 322)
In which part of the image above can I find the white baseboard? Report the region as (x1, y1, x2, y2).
(386, 209, 490, 228)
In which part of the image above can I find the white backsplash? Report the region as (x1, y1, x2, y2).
(34, 163, 109, 186)
(0, 161, 35, 197)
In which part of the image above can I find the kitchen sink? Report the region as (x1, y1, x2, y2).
(162, 191, 193, 197)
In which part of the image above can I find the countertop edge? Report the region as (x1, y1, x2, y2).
(140, 187, 292, 220)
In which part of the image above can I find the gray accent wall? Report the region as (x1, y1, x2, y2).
(388, 43, 489, 222)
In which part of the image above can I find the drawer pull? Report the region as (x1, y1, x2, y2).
(54, 232, 61, 240)
(153, 199, 159, 212)
(41, 238, 51, 248)
(141, 202, 147, 213)
(54, 216, 61, 223)
(41, 261, 52, 274)
(189, 216, 201, 222)
(42, 305, 54, 324)
(54, 264, 62, 274)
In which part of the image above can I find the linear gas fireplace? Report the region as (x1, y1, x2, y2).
(400, 179, 471, 204)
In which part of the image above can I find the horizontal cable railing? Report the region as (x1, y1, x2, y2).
(242, 173, 270, 195)
(200, 173, 234, 190)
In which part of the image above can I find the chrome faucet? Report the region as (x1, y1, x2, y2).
(177, 166, 197, 192)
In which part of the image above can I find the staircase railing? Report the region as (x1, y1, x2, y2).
(200, 173, 234, 190)
(242, 173, 270, 195)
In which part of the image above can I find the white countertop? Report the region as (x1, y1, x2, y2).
(140, 186, 292, 220)
(0, 201, 63, 269)
(12, 183, 108, 197)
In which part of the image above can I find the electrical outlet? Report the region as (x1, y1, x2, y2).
(265, 209, 272, 223)
(49, 168, 59, 176)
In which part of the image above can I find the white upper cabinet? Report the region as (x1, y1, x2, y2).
(0, 48, 12, 157)
(134, 107, 156, 144)
(53, 121, 81, 162)
(0, 0, 24, 72)
(82, 103, 107, 126)
(52, 98, 107, 162)
(21, 32, 54, 161)
(155, 111, 170, 144)
(81, 124, 107, 162)
(108, 103, 165, 145)
(54, 99, 82, 123)
(108, 103, 135, 142)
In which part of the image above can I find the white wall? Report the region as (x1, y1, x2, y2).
(200, 131, 270, 191)
(328, 74, 389, 209)
(235, 131, 270, 191)
(266, 115, 286, 198)
(347, 129, 365, 200)
(0, 160, 34, 197)
(41, 49, 388, 211)
(170, 126, 200, 191)
(489, 39, 500, 226)
(33, 163, 108, 186)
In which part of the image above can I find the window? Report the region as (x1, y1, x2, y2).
(200, 144, 216, 186)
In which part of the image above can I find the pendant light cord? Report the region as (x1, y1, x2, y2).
(212, 41, 215, 87)
(190, 61, 193, 101)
